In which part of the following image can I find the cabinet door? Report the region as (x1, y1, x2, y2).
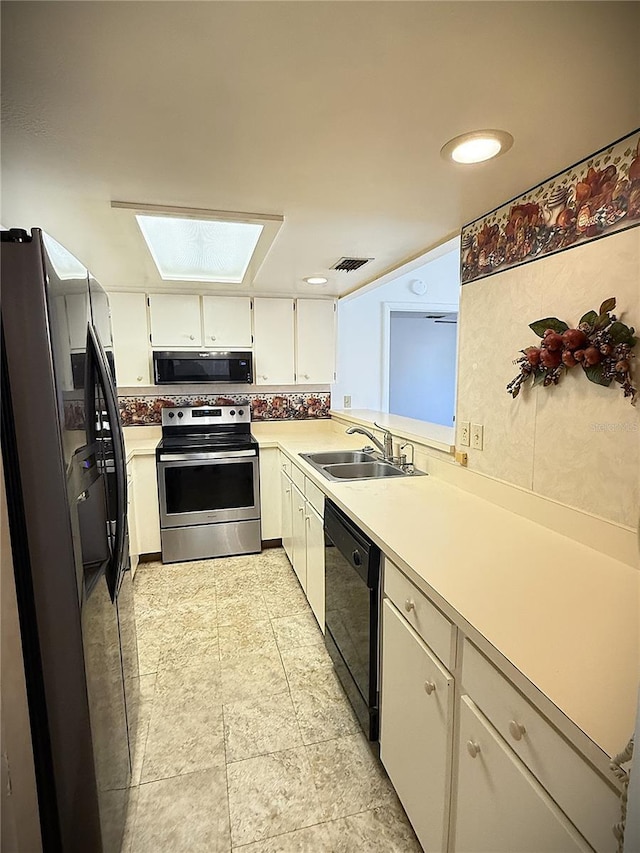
(305, 504, 325, 632)
(149, 294, 202, 347)
(281, 470, 293, 563)
(454, 696, 592, 853)
(259, 447, 282, 541)
(380, 599, 453, 853)
(291, 485, 307, 591)
(131, 454, 161, 555)
(109, 292, 151, 386)
(296, 299, 335, 383)
(202, 296, 252, 348)
(253, 298, 295, 384)
(127, 462, 139, 577)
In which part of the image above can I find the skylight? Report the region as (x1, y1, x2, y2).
(135, 215, 264, 283)
(42, 232, 88, 280)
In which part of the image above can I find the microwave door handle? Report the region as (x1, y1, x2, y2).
(87, 324, 128, 600)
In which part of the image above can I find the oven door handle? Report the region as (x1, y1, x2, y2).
(159, 450, 257, 462)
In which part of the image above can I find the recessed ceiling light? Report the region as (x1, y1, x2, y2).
(441, 130, 513, 165)
(304, 276, 328, 285)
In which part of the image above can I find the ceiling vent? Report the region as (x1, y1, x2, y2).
(331, 257, 373, 272)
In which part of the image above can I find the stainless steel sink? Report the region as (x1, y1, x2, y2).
(323, 462, 407, 480)
(305, 450, 378, 465)
(299, 450, 420, 482)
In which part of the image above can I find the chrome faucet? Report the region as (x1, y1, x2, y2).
(345, 424, 393, 461)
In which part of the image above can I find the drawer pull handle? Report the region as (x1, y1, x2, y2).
(404, 599, 415, 612)
(466, 740, 481, 759)
(424, 681, 436, 695)
(508, 720, 526, 741)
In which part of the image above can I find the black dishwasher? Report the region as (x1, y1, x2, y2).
(324, 499, 381, 742)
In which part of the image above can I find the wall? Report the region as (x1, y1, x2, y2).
(389, 314, 457, 426)
(457, 226, 640, 529)
(333, 245, 460, 412)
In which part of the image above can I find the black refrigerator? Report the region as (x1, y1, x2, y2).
(1, 227, 139, 852)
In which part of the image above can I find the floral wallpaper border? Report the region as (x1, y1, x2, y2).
(461, 128, 640, 285)
(118, 392, 331, 426)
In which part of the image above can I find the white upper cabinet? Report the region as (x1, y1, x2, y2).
(149, 294, 202, 347)
(296, 299, 335, 383)
(202, 296, 252, 348)
(109, 292, 151, 386)
(253, 298, 295, 384)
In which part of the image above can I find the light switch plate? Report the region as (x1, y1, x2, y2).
(459, 421, 470, 447)
(343, 395, 351, 408)
(471, 423, 484, 450)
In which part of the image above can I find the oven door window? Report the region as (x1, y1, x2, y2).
(164, 460, 255, 515)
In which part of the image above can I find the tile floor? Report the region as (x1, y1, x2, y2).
(121, 548, 422, 852)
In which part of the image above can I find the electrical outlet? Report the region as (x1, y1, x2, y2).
(459, 421, 470, 447)
(343, 395, 352, 408)
(471, 423, 484, 450)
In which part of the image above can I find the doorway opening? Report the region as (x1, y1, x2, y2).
(387, 310, 458, 426)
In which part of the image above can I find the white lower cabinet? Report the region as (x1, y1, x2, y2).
(126, 461, 139, 577)
(380, 599, 453, 853)
(304, 504, 325, 632)
(291, 484, 307, 591)
(258, 447, 282, 541)
(454, 696, 592, 853)
(281, 469, 293, 562)
(130, 454, 161, 555)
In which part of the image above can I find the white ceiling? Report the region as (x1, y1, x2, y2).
(2, 1, 639, 298)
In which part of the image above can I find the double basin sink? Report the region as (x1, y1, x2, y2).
(300, 450, 414, 481)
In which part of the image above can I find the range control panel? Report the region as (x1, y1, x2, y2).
(161, 404, 250, 427)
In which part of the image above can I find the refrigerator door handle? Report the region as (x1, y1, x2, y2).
(86, 324, 128, 600)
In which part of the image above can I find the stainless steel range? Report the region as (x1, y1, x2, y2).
(156, 404, 261, 562)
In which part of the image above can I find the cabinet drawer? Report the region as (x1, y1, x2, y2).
(384, 558, 454, 669)
(281, 457, 292, 479)
(304, 477, 324, 516)
(291, 463, 305, 492)
(462, 640, 619, 853)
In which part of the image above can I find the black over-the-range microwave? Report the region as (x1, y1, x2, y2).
(153, 351, 253, 384)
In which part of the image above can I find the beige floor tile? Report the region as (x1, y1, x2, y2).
(231, 820, 336, 852)
(223, 692, 303, 763)
(279, 644, 335, 688)
(220, 647, 288, 705)
(101, 787, 130, 853)
(217, 590, 269, 626)
(216, 569, 262, 598)
(130, 769, 230, 853)
(289, 675, 359, 745)
(335, 804, 422, 852)
(128, 674, 157, 786)
(271, 612, 323, 651)
(120, 785, 139, 853)
(141, 703, 225, 782)
(159, 632, 220, 671)
(218, 618, 277, 661)
(227, 748, 327, 847)
(306, 734, 396, 821)
(263, 585, 309, 619)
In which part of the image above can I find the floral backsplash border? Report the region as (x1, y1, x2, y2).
(461, 128, 640, 285)
(118, 392, 331, 426)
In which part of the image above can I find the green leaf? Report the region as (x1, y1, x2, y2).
(579, 310, 598, 328)
(594, 312, 612, 331)
(609, 321, 635, 345)
(532, 369, 547, 387)
(599, 297, 616, 315)
(582, 363, 612, 386)
(529, 317, 569, 337)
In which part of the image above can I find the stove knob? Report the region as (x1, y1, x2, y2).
(230, 410, 236, 416)
(177, 411, 184, 418)
(238, 409, 244, 416)
(168, 411, 175, 419)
